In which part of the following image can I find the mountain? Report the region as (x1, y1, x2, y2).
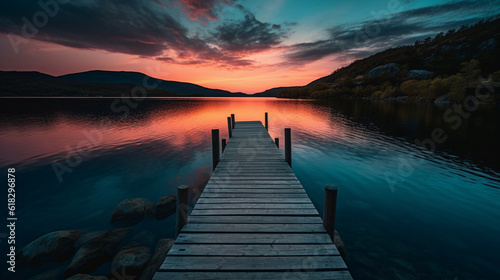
(252, 86, 302, 97)
(59, 70, 248, 97)
(277, 17, 500, 101)
(0, 70, 249, 97)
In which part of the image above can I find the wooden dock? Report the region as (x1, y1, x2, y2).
(153, 121, 352, 279)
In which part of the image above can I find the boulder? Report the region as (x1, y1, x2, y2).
(154, 195, 176, 220)
(66, 274, 108, 280)
(367, 63, 400, 78)
(406, 70, 433, 80)
(75, 231, 106, 249)
(18, 230, 81, 268)
(110, 247, 151, 278)
(111, 198, 148, 226)
(137, 239, 175, 280)
(65, 228, 129, 278)
(128, 231, 157, 248)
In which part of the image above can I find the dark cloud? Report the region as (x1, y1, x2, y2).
(0, 0, 259, 67)
(212, 11, 287, 53)
(285, 0, 500, 64)
(0, 0, 187, 57)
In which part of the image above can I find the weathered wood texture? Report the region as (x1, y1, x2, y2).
(153, 121, 351, 279)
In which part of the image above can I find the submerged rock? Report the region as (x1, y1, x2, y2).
(367, 63, 400, 78)
(137, 239, 175, 280)
(18, 230, 81, 268)
(65, 228, 129, 278)
(111, 198, 148, 226)
(154, 195, 176, 220)
(110, 247, 151, 277)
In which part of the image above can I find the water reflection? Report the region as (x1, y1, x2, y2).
(0, 97, 499, 280)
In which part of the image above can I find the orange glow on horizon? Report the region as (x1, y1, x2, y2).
(0, 36, 346, 93)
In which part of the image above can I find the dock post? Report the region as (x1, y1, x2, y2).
(323, 184, 338, 240)
(285, 128, 291, 167)
(227, 117, 232, 138)
(212, 129, 220, 170)
(222, 139, 227, 153)
(176, 185, 189, 237)
(231, 114, 235, 129)
(275, 137, 279, 148)
(265, 112, 268, 131)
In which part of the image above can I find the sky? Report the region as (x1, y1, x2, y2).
(1, 0, 499, 93)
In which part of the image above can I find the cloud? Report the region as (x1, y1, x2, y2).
(0, 0, 261, 68)
(284, 0, 500, 64)
(177, 0, 235, 25)
(0, 0, 188, 57)
(212, 6, 287, 53)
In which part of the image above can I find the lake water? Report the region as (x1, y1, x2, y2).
(1, 97, 499, 280)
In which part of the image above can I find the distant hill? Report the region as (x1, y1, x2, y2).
(278, 17, 500, 101)
(59, 70, 247, 97)
(0, 70, 248, 97)
(252, 86, 303, 97)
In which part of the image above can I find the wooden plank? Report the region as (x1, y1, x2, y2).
(193, 203, 317, 210)
(202, 188, 306, 193)
(159, 256, 347, 271)
(180, 224, 327, 233)
(200, 193, 309, 198)
(166, 243, 338, 256)
(154, 271, 353, 280)
(203, 184, 303, 189)
(196, 197, 312, 204)
(187, 216, 323, 224)
(175, 232, 333, 244)
(190, 208, 319, 216)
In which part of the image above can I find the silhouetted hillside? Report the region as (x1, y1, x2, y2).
(252, 86, 302, 97)
(59, 70, 248, 97)
(0, 71, 176, 97)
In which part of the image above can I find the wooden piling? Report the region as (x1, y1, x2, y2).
(176, 185, 188, 237)
(275, 137, 279, 148)
(227, 117, 232, 138)
(323, 184, 338, 241)
(285, 128, 291, 167)
(222, 139, 227, 153)
(265, 112, 268, 131)
(231, 114, 235, 129)
(212, 129, 219, 170)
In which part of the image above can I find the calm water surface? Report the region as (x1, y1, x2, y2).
(0, 97, 499, 280)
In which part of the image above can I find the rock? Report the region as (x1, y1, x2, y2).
(75, 231, 106, 249)
(111, 198, 148, 226)
(367, 63, 400, 78)
(18, 230, 81, 268)
(154, 195, 176, 220)
(110, 247, 151, 278)
(137, 239, 175, 280)
(128, 231, 156, 248)
(65, 228, 130, 278)
(66, 274, 108, 280)
(333, 230, 346, 259)
(406, 70, 433, 80)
